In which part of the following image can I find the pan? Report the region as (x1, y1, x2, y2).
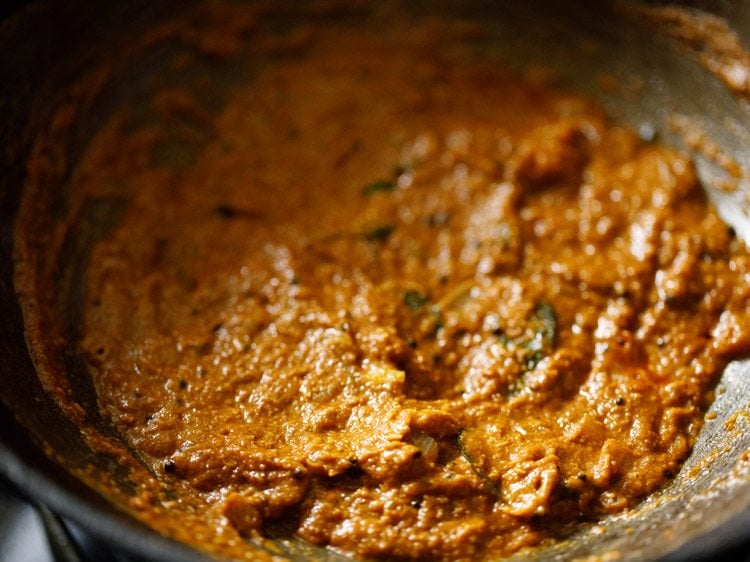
(1, 1, 749, 560)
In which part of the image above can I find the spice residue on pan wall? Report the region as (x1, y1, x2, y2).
(624, 3, 750, 96)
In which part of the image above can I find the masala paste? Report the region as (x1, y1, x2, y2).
(43, 4, 750, 561)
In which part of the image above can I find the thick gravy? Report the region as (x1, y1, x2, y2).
(18, 3, 750, 561)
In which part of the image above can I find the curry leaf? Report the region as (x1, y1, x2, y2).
(404, 290, 428, 311)
(521, 302, 557, 370)
(364, 224, 396, 242)
(531, 302, 557, 346)
(456, 431, 501, 499)
(430, 307, 444, 334)
(363, 180, 396, 196)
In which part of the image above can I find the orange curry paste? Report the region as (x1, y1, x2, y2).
(19, 3, 750, 561)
